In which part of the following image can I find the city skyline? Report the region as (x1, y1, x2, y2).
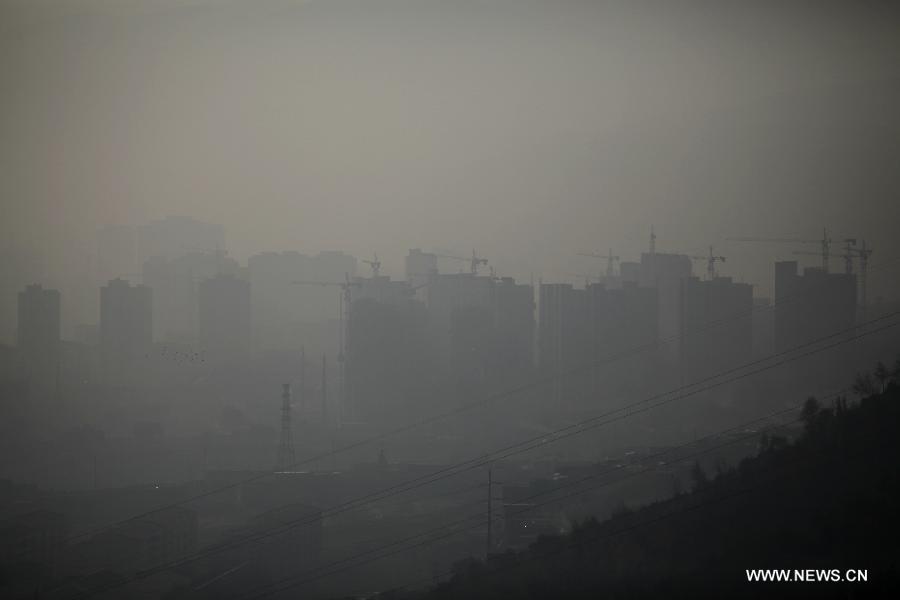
(2, 1, 899, 598)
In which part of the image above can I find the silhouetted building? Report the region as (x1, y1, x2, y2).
(355, 275, 415, 308)
(0, 246, 44, 345)
(774, 262, 857, 352)
(443, 277, 534, 394)
(587, 281, 659, 399)
(680, 276, 753, 382)
(16, 284, 61, 387)
(493, 277, 536, 373)
(774, 261, 856, 387)
(347, 293, 430, 421)
(100, 279, 152, 370)
(142, 250, 239, 343)
(198, 273, 251, 363)
(639, 252, 693, 361)
(538, 283, 590, 406)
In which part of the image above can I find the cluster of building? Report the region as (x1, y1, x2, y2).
(11, 218, 863, 426)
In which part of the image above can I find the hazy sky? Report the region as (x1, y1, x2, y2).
(2, 0, 900, 336)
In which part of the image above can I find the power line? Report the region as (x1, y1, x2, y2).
(235, 403, 815, 599)
(63, 256, 900, 548)
(74, 316, 897, 598)
(78, 318, 897, 599)
(335, 428, 875, 599)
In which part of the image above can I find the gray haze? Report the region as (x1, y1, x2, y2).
(4, 2, 900, 598)
(2, 0, 900, 340)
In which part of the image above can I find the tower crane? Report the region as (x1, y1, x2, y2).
(727, 228, 842, 273)
(361, 253, 381, 278)
(793, 239, 872, 313)
(577, 249, 620, 278)
(688, 246, 726, 280)
(434, 250, 488, 275)
(290, 273, 361, 424)
(793, 238, 857, 275)
(290, 273, 361, 362)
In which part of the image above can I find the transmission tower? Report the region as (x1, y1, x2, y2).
(276, 383, 296, 472)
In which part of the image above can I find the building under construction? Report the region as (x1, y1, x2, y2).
(680, 275, 754, 384)
(774, 261, 857, 390)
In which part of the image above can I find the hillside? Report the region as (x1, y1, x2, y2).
(405, 364, 900, 599)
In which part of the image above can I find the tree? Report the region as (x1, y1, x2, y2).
(874, 362, 889, 393)
(690, 461, 709, 490)
(801, 396, 820, 431)
(852, 372, 876, 398)
(833, 395, 848, 418)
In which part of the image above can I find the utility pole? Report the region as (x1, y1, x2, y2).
(820, 227, 832, 273)
(857, 240, 873, 318)
(486, 467, 504, 557)
(291, 275, 359, 428)
(299, 346, 306, 413)
(486, 468, 493, 558)
(321, 354, 328, 427)
(276, 384, 295, 472)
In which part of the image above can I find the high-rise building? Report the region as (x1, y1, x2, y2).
(100, 278, 152, 367)
(638, 252, 693, 361)
(346, 291, 430, 422)
(538, 283, 590, 406)
(774, 262, 857, 352)
(142, 251, 239, 343)
(424, 273, 495, 363)
(586, 281, 658, 398)
(774, 261, 856, 387)
(16, 284, 61, 386)
(680, 276, 754, 383)
(355, 275, 414, 308)
(492, 277, 535, 373)
(198, 273, 251, 364)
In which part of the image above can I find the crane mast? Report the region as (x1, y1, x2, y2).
(688, 246, 726, 281)
(290, 274, 361, 426)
